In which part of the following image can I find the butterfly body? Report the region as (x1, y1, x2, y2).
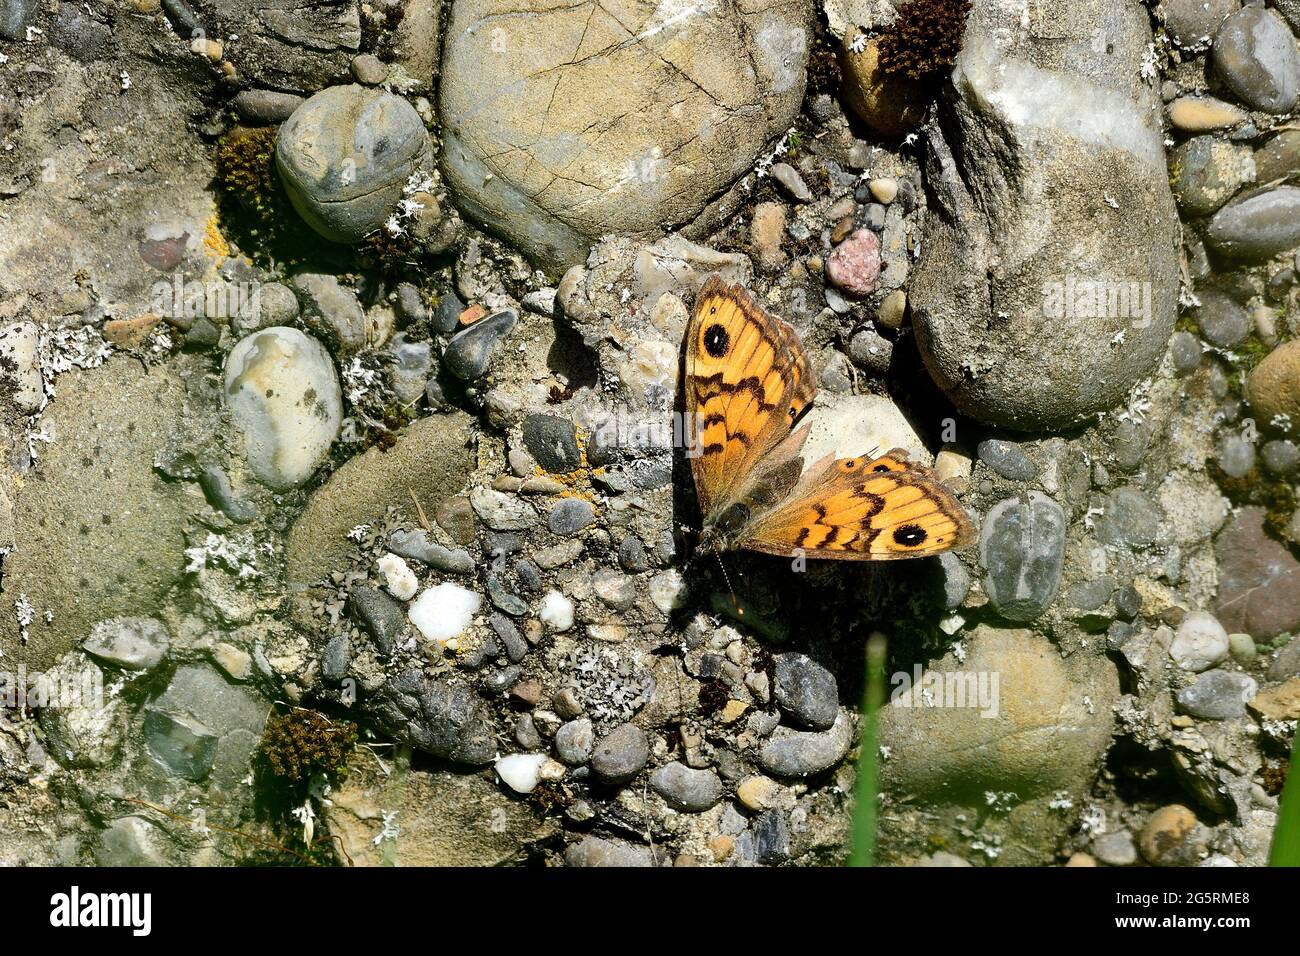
(684, 276, 973, 562)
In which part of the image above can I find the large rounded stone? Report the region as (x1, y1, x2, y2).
(276, 85, 432, 243)
(1246, 339, 1300, 432)
(1211, 7, 1300, 115)
(0, 358, 188, 669)
(881, 626, 1118, 799)
(438, 0, 811, 273)
(879, 626, 1119, 865)
(224, 327, 342, 490)
(910, 0, 1179, 430)
(1205, 186, 1300, 263)
(286, 413, 475, 601)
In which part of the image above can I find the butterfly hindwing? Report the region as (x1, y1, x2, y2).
(685, 275, 815, 519)
(738, 450, 974, 560)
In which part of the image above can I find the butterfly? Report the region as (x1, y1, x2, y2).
(685, 274, 973, 561)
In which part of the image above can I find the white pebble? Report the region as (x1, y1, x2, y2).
(649, 569, 688, 613)
(377, 552, 418, 600)
(1170, 611, 1229, 672)
(496, 752, 549, 793)
(409, 582, 481, 647)
(539, 590, 574, 631)
(224, 327, 342, 489)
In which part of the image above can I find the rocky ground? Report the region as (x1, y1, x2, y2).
(0, 0, 1297, 867)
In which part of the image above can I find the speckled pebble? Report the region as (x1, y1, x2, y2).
(978, 438, 1037, 481)
(649, 761, 723, 811)
(591, 723, 649, 784)
(548, 498, 594, 535)
(773, 653, 838, 730)
(554, 717, 595, 766)
(1176, 669, 1258, 720)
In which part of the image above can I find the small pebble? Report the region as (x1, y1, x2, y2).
(548, 498, 594, 535)
(772, 653, 838, 730)
(1092, 830, 1138, 867)
(1176, 669, 1258, 720)
(1261, 439, 1299, 475)
(876, 289, 906, 329)
(1139, 804, 1207, 866)
(443, 309, 517, 380)
(350, 53, 388, 85)
(1216, 432, 1256, 478)
(977, 438, 1037, 481)
(868, 177, 898, 204)
(591, 723, 650, 784)
(1228, 632, 1257, 664)
(1167, 96, 1248, 132)
(408, 582, 482, 647)
(496, 753, 549, 794)
(554, 717, 595, 765)
(649, 762, 723, 811)
(538, 590, 575, 631)
(757, 711, 852, 778)
(1169, 330, 1203, 374)
(737, 775, 786, 812)
(769, 162, 812, 202)
(1170, 611, 1230, 672)
(825, 229, 881, 298)
(377, 553, 418, 601)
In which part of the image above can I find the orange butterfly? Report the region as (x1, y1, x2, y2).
(686, 275, 973, 561)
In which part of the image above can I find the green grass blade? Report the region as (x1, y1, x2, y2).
(849, 633, 888, 867)
(1270, 729, 1300, 867)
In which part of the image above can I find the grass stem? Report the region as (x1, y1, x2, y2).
(1270, 730, 1300, 867)
(849, 633, 888, 867)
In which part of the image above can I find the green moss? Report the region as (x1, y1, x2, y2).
(1262, 482, 1297, 542)
(212, 124, 335, 269)
(877, 0, 973, 81)
(260, 709, 358, 783)
(1235, 335, 1274, 373)
(215, 125, 281, 219)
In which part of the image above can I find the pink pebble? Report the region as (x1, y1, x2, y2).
(826, 229, 881, 298)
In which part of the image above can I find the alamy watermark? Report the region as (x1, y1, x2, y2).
(890, 665, 1000, 718)
(1042, 276, 1153, 329)
(0, 663, 104, 711)
(586, 407, 708, 459)
(149, 272, 261, 323)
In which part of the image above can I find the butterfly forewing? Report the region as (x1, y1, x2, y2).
(685, 275, 814, 519)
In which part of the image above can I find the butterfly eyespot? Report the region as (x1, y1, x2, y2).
(893, 524, 928, 547)
(872, 464, 891, 473)
(788, 406, 797, 418)
(703, 323, 730, 358)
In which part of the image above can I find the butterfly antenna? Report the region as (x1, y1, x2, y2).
(714, 552, 743, 616)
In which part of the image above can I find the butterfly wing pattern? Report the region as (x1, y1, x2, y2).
(741, 450, 975, 560)
(685, 274, 816, 519)
(685, 276, 973, 561)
